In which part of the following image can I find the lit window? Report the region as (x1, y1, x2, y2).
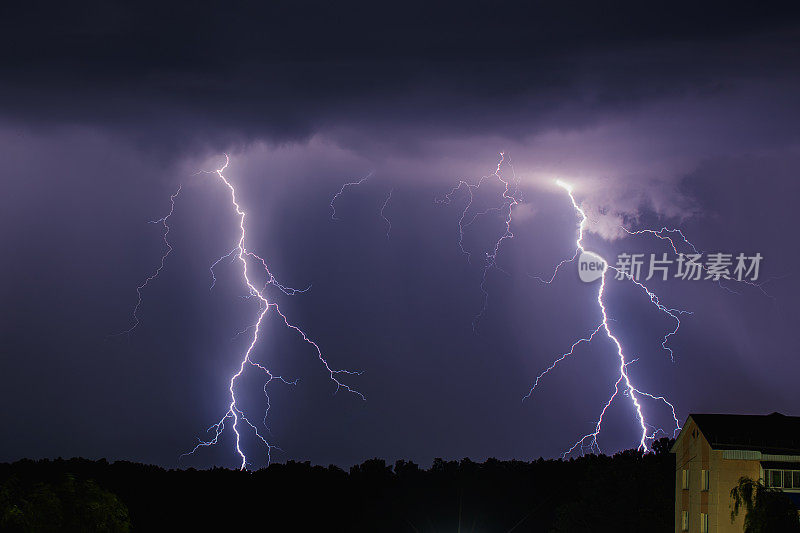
(701, 469, 710, 491)
(682, 469, 689, 489)
(700, 513, 709, 533)
(681, 511, 689, 531)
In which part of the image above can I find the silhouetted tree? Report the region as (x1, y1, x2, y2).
(0, 473, 130, 532)
(730, 476, 800, 533)
(0, 443, 677, 532)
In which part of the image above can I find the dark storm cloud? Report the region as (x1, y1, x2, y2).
(2, 1, 800, 153)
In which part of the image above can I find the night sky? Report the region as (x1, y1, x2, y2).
(2, 1, 800, 470)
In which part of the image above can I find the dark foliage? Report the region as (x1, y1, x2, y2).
(0, 439, 674, 532)
(0, 474, 130, 532)
(730, 477, 800, 533)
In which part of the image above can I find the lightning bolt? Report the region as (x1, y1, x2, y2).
(622, 226, 778, 299)
(437, 153, 521, 331)
(119, 155, 363, 470)
(528, 180, 780, 456)
(208, 248, 237, 290)
(330, 171, 373, 221)
(439, 161, 686, 456)
(527, 180, 683, 457)
(621, 226, 701, 255)
(182, 155, 364, 469)
(380, 188, 394, 241)
(330, 173, 396, 242)
(117, 185, 181, 335)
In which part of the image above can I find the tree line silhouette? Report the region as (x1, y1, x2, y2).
(1, 438, 675, 532)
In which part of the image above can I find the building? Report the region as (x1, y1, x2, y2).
(671, 412, 800, 532)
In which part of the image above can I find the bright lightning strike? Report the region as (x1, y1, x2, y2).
(527, 180, 683, 457)
(183, 155, 364, 470)
(439, 160, 688, 455)
(121, 155, 363, 470)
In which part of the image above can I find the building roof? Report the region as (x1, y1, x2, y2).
(689, 413, 800, 455)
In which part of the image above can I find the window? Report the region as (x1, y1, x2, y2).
(681, 511, 689, 531)
(700, 513, 709, 533)
(701, 469, 710, 491)
(682, 469, 689, 489)
(765, 469, 800, 489)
